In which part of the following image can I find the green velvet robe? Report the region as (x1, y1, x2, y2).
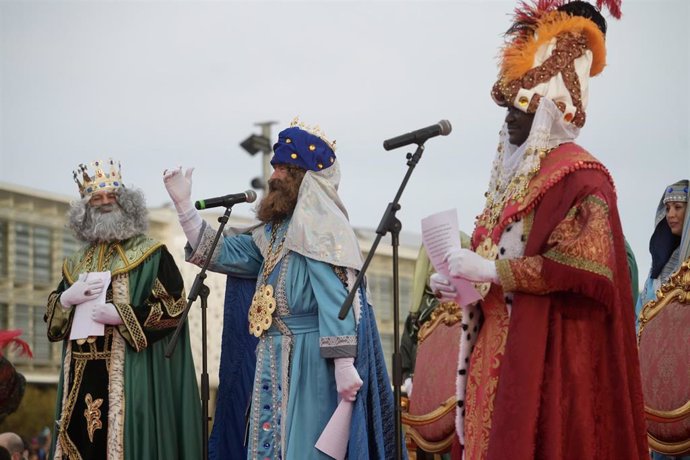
(45, 235, 202, 460)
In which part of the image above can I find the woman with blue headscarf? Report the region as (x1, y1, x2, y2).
(636, 180, 690, 321)
(636, 179, 690, 460)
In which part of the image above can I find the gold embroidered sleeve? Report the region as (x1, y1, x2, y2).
(143, 279, 186, 330)
(543, 194, 614, 281)
(114, 303, 148, 352)
(45, 286, 74, 341)
(500, 194, 615, 295)
(497, 256, 550, 294)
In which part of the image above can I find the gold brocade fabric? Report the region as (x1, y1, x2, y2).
(464, 287, 510, 460)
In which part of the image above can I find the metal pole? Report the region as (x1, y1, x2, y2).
(255, 121, 277, 194)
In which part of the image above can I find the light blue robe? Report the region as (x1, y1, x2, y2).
(193, 219, 357, 460)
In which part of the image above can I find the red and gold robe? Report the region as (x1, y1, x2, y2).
(462, 143, 648, 459)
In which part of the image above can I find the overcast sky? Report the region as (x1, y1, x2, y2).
(1, 0, 688, 284)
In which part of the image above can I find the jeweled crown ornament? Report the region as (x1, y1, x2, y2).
(271, 116, 337, 172)
(663, 180, 689, 204)
(73, 159, 124, 198)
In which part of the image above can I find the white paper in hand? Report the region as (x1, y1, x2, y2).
(69, 271, 111, 341)
(421, 209, 482, 306)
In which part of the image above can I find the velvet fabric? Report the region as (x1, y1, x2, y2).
(208, 275, 258, 460)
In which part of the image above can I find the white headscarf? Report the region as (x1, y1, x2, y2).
(284, 160, 364, 271)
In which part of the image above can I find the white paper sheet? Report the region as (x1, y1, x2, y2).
(69, 271, 111, 341)
(421, 209, 482, 306)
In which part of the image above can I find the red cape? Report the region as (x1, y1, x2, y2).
(481, 144, 648, 459)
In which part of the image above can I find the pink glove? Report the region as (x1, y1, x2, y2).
(429, 272, 458, 302)
(334, 357, 363, 402)
(60, 276, 105, 309)
(446, 248, 499, 284)
(163, 167, 195, 213)
(91, 303, 124, 326)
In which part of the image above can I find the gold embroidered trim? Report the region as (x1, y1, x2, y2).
(151, 278, 186, 317)
(143, 301, 180, 330)
(544, 251, 612, 280)
(72, 350, 112, 360)
(46, 291, 60, 323)
(58, 358, 87, 459)
(496, 259, 517, 292)
(114, 302, 147, 351)
(583, 194, 609, 212)
(63, 237, 162, 284)
(107, 331, 125, 460)
(112, 274, 147, 351)
(144, 302, 163, 329)
(84, 393, 104, 443)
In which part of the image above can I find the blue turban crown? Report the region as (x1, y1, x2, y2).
(271, 122, 336, 172)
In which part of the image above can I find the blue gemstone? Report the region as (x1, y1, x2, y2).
(262, 384, 269, 391)
(263, 404, 270, 411)
(263, 442, 270, 449)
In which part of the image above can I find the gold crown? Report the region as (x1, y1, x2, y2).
(73, 158, 124, 198)
(290, 116, 337, 151)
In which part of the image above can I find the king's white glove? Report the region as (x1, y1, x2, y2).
(163, 167, 203, 244)
(60, 276, 105, 309)
(334, 357, 363, 402)
(91, 303, 124, 326)
(429, 272, 458, 302)
(163, 167, 195, 214)
(446, 248, 499, 284)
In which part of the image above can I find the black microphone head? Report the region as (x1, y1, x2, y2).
(438, 119, 452, 136)
(245, 189, 257, 203)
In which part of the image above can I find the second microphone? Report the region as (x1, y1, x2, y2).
(195, 190, 257, 210)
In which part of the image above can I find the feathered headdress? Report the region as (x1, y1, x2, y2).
(491, 0, 621, 127)
(0, 330, 33, 358)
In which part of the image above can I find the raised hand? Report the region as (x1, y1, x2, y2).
(163, 167, 195, 212)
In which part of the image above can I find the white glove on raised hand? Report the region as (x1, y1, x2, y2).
(60, 277, 105, 309)
(163, 166, 203, 244)
(91, 303, 124, 326)
(163, 167, 195, 213)
(334, 357, 363, 402)
(429, 272, 458, 302)
(446, 248, 499, 284)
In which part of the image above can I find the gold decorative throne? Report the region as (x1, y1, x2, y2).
(401, 301, 461, 455)
(638, 258, 690, 456)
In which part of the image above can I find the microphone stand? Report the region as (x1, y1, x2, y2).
(166, 205, 234, 460)
(338, 143, 425, 460)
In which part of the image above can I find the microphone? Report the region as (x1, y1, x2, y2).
(383, 120, 452, 151)
(194, 190, 258, 210)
